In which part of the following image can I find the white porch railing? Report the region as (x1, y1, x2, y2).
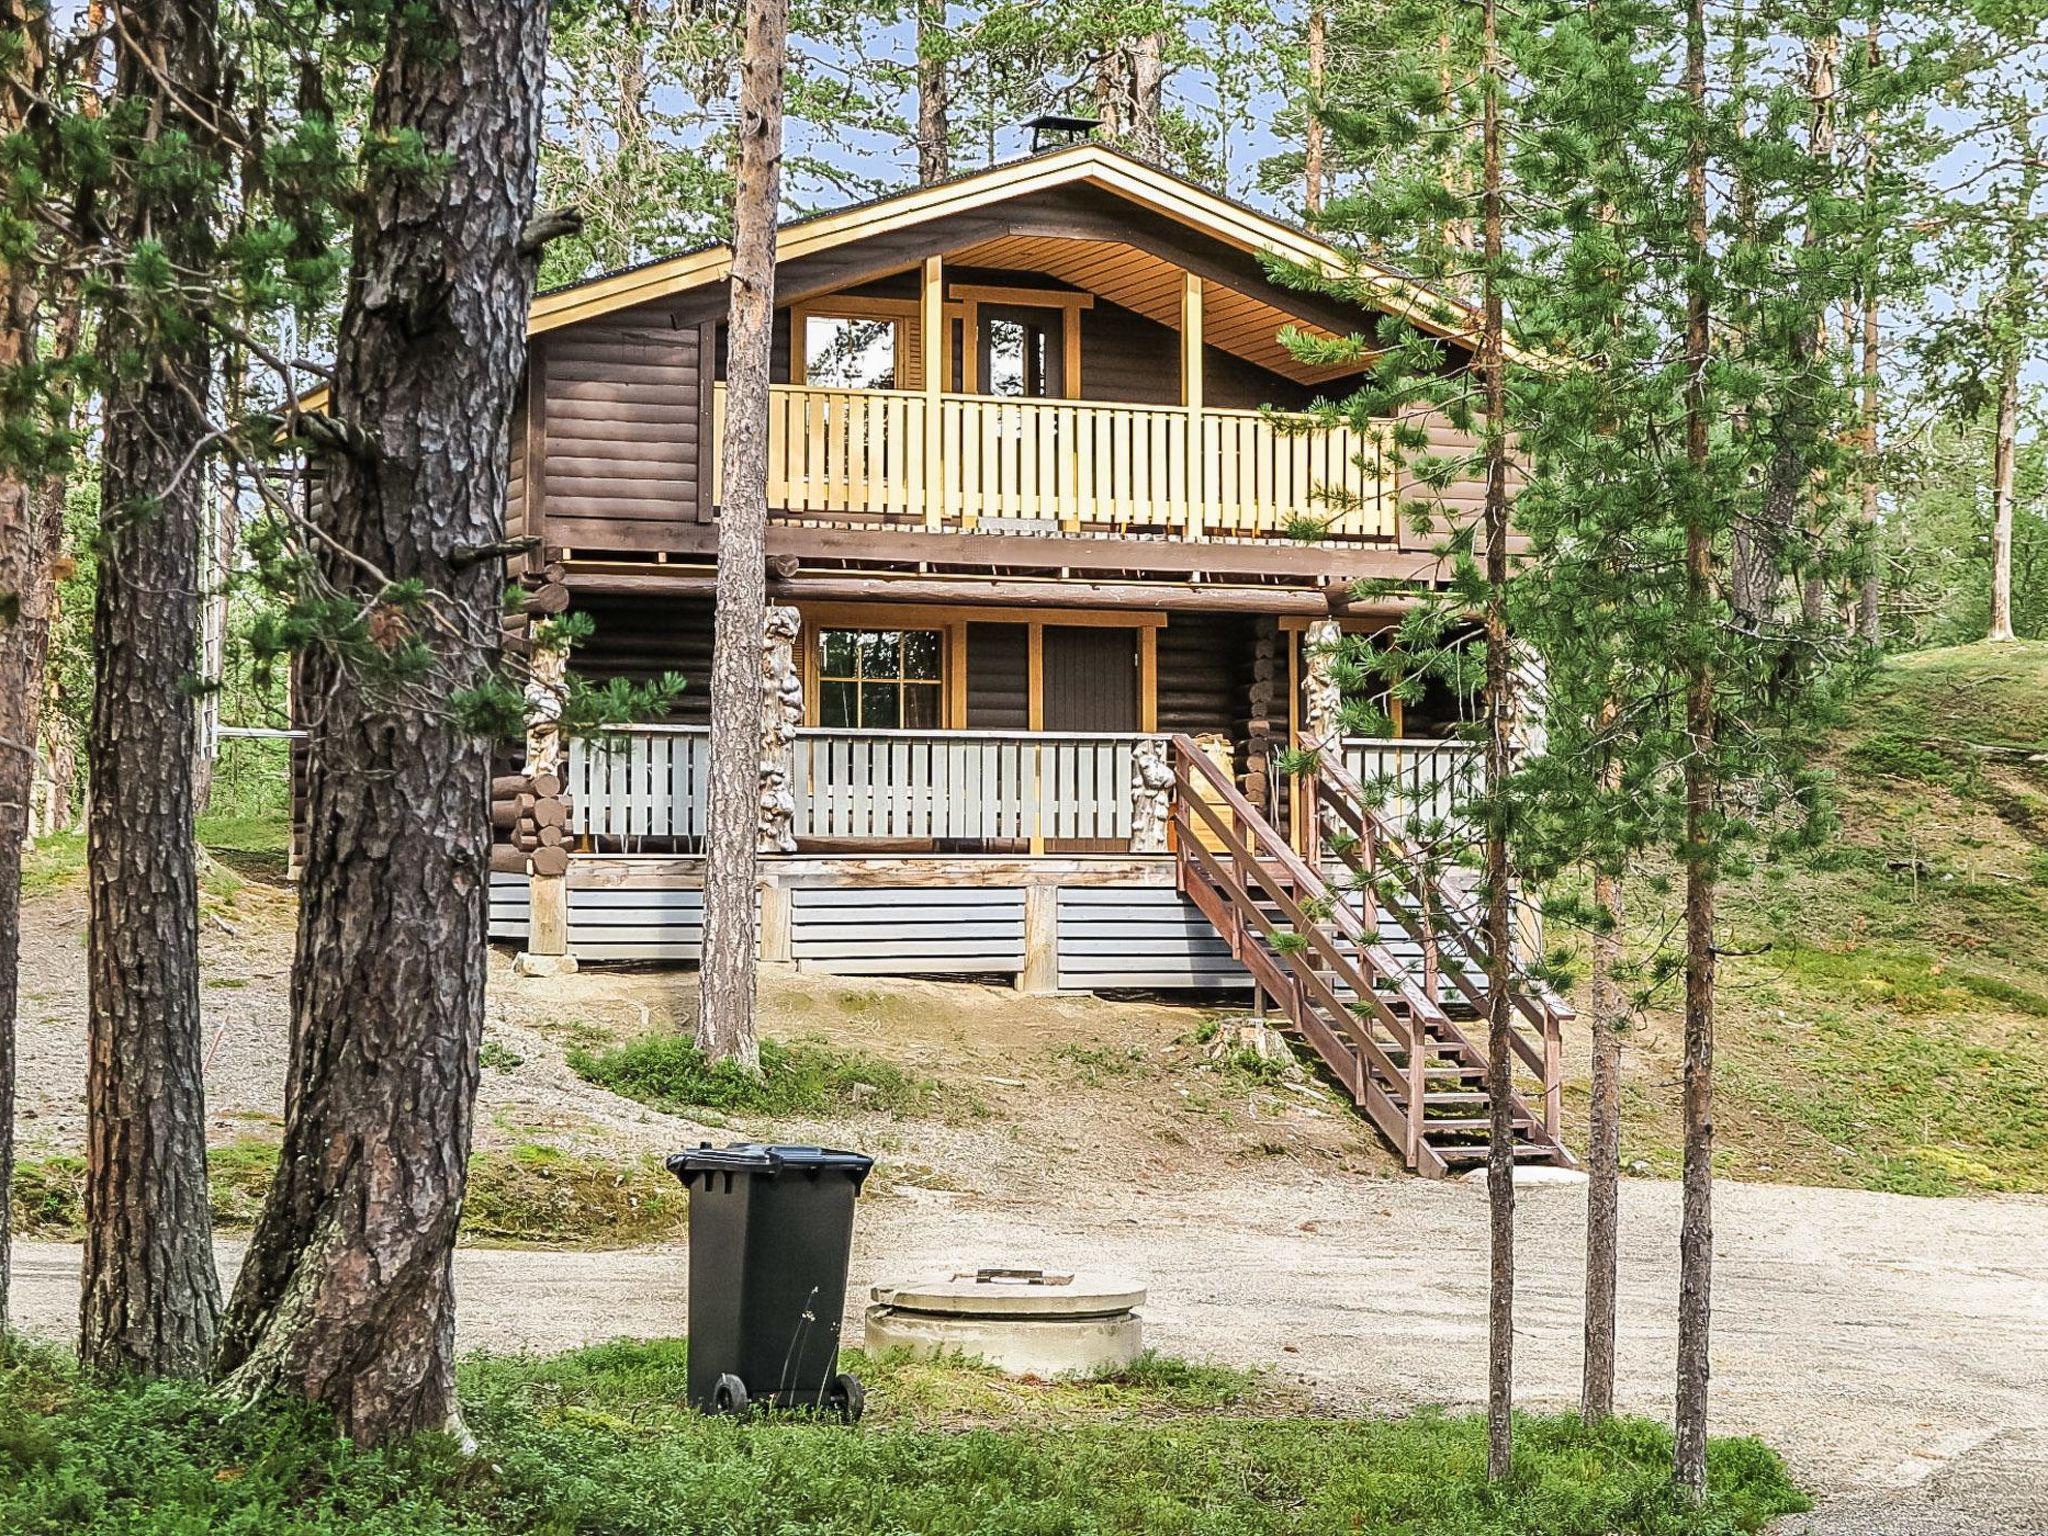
(795, 729, 1139, 844)
(713, 382, 1393, 540)
(1342, 736, 1485, 834)
(568, 725, 1144, 848)
(568, 725, 711, 842)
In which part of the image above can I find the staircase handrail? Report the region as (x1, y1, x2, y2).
(1311, 747, 1571, 1092)
(1173, 735, 1453, 1021)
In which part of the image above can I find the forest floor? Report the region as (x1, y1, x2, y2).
(9, 642, 2048, 1528)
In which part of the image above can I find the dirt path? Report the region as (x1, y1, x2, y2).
(13, 1173, 2045, 1525)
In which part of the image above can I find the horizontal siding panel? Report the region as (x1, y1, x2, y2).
(795, 887, 1025, 911)
(1056, 887, 1248, 991)
(791, 885, 1024, 976)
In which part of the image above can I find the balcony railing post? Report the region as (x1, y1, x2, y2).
(1182, 272, 1205, 540)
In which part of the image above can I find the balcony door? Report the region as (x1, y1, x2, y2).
(1041, 626, 1136, 732)
(977, 305, 1067, 399)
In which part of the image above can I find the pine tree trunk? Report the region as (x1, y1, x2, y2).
(1856, 276, 1881, 644)
(0, 0, 48, 1338)
(915, 0, 949, 186)
(1674, 0, 1716, 1498)
(1478, 0, 1514, 1484)
(1987, 342, 2018, 643)
(80, 0, 224, 1380)
(1304, 6, 1325, 215)
(698, 0, 787, 1072)
(1580, 856, 1624, 1421)
(212, 1, 547, 1443)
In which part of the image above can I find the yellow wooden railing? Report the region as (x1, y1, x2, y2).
(712, 383, 1395, 541)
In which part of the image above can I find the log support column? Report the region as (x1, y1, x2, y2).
(759, 604, 801, 853)
(514, 637, 577, 977)
(1300, 616, 1344, 866)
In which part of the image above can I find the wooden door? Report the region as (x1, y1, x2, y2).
(1042, 627, 1136, 854)
(1042, 627, 1137, 732)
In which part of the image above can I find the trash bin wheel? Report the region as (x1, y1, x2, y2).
(827, 1372, 865, 1424)
(711, 1373, 749, 1415)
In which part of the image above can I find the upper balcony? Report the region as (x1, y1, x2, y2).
(710, 382, 1435, 544)
(506, 147, 1504, 583)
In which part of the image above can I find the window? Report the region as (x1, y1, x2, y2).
(978, 307, 1062, 398)
(803, 315, 897, 390)
(816, 629, 943, 729)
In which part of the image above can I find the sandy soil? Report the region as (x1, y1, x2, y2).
(11, 879, 2047, 1529)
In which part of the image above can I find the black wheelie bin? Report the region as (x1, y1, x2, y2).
(665, 1142, 874, 1419)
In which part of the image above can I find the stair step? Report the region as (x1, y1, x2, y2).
(1421, 1117, 1538, 1133)
(1433, 1143, 1563, 1164)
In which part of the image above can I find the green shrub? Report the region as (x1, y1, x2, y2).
(0, 1339, 1810, 1536)
(568, 1032, 944, 1118)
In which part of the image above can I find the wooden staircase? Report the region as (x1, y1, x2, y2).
(1169, 734, 1573, 1179)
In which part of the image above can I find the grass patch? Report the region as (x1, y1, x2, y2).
(461, 1145, 686, 1247)
(11, 1142, 688, 1248)
(568, 1032, 947, 1120)
(18, 831, 86, 898)
(0, 1338, 1807, 1535)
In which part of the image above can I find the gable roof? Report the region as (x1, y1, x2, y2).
(530, 142, 1488, 354)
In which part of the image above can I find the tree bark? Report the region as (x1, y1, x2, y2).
(1987, 341, 2018, 643)
(0, 0, 50, 1340)
(698, 0, 787, 1071)
(1674, 0, 1716, 1498)
(915, 0, 949, 185)
(1580, 856, 1624, 1421)
(80, 0, 224, 1380)
(1303, 5, 1326, 215)
(1855, 8, 1882, 646)
(212, 0, 548, 1444)
(1097, 33, 1166, 163)
(1477, 0, 1515, 1485)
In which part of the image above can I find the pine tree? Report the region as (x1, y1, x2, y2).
(698, 0, 790, 1073)
(213, 0, 553, 1441)
(80, 0, 229, 1380)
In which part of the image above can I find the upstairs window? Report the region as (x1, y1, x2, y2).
(816, 628, 943, 729)
(802, 314, 898, 390)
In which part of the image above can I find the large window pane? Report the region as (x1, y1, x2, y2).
(821, 630, 858, 676)
(859, 682, 902, 728)
(902, 630, 941, 681)
(805, 316, 896, 390)
(986, 317, 1026, 397)
(860, 630, 901, 676)
(818, 679, 856, 728)
(903, 683, 941, 728)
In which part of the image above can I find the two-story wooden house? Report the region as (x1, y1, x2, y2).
(484, 141, 1570, 1176)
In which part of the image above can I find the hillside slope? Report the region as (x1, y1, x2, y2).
(1601, 641, 2048, 1195)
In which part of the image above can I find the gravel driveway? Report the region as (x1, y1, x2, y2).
(13, 1172, 2045, 1531)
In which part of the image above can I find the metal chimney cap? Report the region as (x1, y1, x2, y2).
(1024, 114, 1103, 152)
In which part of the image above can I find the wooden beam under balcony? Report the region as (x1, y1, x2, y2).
(561, 566, 1421, 618)
(568, 523, 1457, 586)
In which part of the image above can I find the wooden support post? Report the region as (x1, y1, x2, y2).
(759, 877, 793, 964)
(922, 254, 945, 530)
(1018, 881, 1059, 994)
(1027, 621, 1045, 855)
(1182, 272, 1205, 541)
(1137, 625, 1158, 732)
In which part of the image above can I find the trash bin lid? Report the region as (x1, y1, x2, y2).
(666, 1142, 874, 1189)
(870, 1268, 1145, 1319)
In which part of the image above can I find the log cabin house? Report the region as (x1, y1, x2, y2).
(482, 141, 1571, 1176)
